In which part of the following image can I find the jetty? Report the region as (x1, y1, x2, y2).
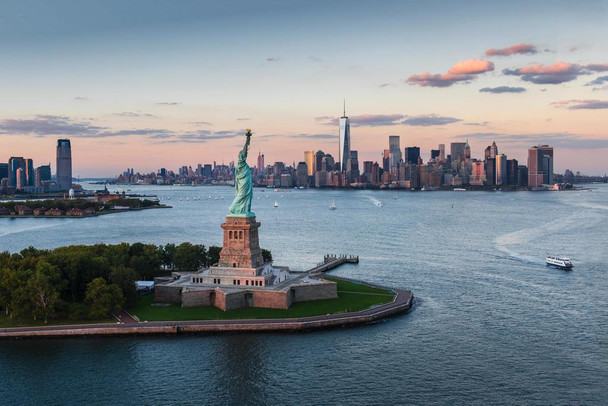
(307, 254, 359, 274)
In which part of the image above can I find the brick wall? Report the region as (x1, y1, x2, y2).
(154, 285, 182, 303)
(252, 289, 291, 309)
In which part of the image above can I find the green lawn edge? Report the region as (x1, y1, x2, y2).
(129, 278, 395, 322)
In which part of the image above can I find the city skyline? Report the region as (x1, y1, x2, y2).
(1, 1, 607, 176)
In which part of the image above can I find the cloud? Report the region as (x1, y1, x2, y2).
(479, 86, 526, 94)
(503, 62, 608, 84)
(156, 102, 180, 105)
(378, 82, 392, 88)
(308, 56, 323, 63)
(236, 117, 251, 121)
(266, 57, 278, 62)
(464, 121, 490, 126)
(191, 121, 212, 126)
(286, 133, 336, 139)
(73, 96, 88, 101)
(448, 59, 495, 74)
(485, 43, 538, 56)
(457, 132, 608, 149)
(0, 115, 107, 137)
(585, 75, 608, 86)
(401, 114, 461, 126)
(113, 112, 156, 118)
(550, 99, 608, 110)
(407, 59, 493, 87)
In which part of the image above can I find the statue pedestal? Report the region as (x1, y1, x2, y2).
(216, 216, 264, 271)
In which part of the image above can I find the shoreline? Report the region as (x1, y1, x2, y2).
(0, 205, 171, 219)
(0, 280, 413, 339)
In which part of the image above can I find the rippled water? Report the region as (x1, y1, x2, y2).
(1, 184, 607, 405)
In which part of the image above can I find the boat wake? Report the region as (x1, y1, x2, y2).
(366, 196, 384, 207)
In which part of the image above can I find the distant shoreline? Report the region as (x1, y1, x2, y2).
(0, 205, 171, 219)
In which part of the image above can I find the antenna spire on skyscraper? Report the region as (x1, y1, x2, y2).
(343, 99, 346, 117)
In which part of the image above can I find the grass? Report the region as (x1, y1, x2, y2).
(129, 279, 395, 322)
(0, 313, 115, 328)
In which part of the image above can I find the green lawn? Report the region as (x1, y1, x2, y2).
(0, 313, 114, 328)
(129, 279, 395, 322)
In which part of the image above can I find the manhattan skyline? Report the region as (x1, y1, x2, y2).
(1, 0, 607, 176)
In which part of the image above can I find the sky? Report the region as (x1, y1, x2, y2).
(1, 0, 607, 177)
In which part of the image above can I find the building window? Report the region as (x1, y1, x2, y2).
(229, 230, 232, 239)
(233, 263, 236, 267)
(239, 231, 243, 239)
(237, 280, 241, 285)
(246, 280, 249, 285)
(233, 280, 236, 285)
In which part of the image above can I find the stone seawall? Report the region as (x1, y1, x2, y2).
(0, 289, 413, 339)
(291, 282, 337, 302)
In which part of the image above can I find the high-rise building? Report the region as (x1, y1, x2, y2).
(257, 151, 265, 175)
(36, 164, 52, 187)
(25, 158, 35, 186)
(495, 154, 507, 185)
(507, 159, 519, 186)
(16, 168, 25, 190)
(56, 139, 72, 190)
(296, 162, 308, 187)
(430, 149, 440, 160)
(471, 161, 486, 185)
(464, 140, 471, 160)
(0, 163, 8, 181)
(388, 136, 401, 167)
(485, 141, 498, 160)
(314, 150, 325, 173)
(438, 144, 445, 161)
(539, 145, 554, 184)
(382, 149, 390, 172)
(404, 147, 420, 165)
(8, 157, 26, 188)
(304, 150, 314, 176)
(346, 150, 359, 182)
(451, 142, 467, 162)
(339, 104, 351, 172)
(528, 146, 544, 187)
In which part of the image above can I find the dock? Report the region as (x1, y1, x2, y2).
(308, 254, 359, 274)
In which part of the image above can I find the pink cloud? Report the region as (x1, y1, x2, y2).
(485, 43, 537, 56)
(550, 99, 608, 109)
(407, 59, 493, 88)
(504, 62, 608, 84)
(448, 59, 495, 74)
(406, 72, 474, 87)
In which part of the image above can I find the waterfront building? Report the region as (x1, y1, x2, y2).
(322, 154, 335, 172)
(507, 159, 519, 186)
(0, 163, 8, 181)
(314, 150, 325, 173)
(280, 173, 292, 188)
(518, 165, 528, 187)
(382, 149, 390, 172)
(389, 136, 401, 167)
(15, 168, 25, 190)
(296, 162, 308, 187)
(471, 161, 486, 185)
(496, 154, 507, 185)
(528, 146, 545, 187)
(404, 146, 420, 165)
(25, 158, 35, 186)
(339, 105, 351, 172)
(56, 139, 72, 190)
(304, 150, 314, 176)
(8, 157, 26, 188)
(539, 145, 554, 184)
(346, 150, 359, 182)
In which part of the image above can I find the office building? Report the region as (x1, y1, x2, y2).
(450, 142, 467, 162)
(389, 136, 401, 167)
(304, 150, 315, 176)
(507, 159, 519, 186)
(296, 162, 308, 187)
(16, 168, 25, 190)
(0, 163, 8, 181)
(495, 154, 507, 185)
(25, 158, 35, 186)
(314, 150, 325, 173)
(8, 157, 26, 188)
(339, 105, 351, 172)
(404, 147, 420, 165)
(56, 139, 72, 190)
(528, 146, 544, 187)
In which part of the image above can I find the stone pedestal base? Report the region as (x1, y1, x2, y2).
(217, 216, 264, 270)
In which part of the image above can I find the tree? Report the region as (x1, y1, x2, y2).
(84, 278, 124, 320)
(162, 243, 177, 270)
(109, 265, 138, 306)
(262, 249, 273, 263)
(208, 246, 222, 266)
(174, 242, 207, 272)
(26, 262, 62, 324)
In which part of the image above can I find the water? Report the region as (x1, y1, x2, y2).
(1, 184, 607, 405)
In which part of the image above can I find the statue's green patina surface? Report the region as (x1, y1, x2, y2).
(228, 129, 254, 217)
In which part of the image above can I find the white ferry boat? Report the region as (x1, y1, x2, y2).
(329, 200, 337, 210)
(546, 256, 573, 270)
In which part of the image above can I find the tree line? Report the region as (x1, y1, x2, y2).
(0, 242, 272, 324)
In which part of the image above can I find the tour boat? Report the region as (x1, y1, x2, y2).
(329, 200, 337, 210)
(273, 201, 279, 208)
(546, 256, 573, 270)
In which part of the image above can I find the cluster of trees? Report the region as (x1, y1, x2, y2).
(0, 242, 271, 324)
(0, 198, 160, 212)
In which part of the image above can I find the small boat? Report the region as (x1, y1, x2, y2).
(329, 200, 337, 210)
(393, 195, 397, 199)
(376, 201, 384, 207)
(454, 188, 466, 191)
(273, 201, 279, 208)
(546, 256, 573, 270)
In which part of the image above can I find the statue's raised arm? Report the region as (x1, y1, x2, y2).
(228, 129, 254, 217)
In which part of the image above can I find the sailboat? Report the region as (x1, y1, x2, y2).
(273, 201, 279, 208)
(329, 200, 337, 210)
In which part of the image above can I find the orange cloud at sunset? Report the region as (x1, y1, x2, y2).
(448, 59, 495, 75)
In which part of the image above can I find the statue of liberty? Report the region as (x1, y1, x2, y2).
(228, 129, 254, 217)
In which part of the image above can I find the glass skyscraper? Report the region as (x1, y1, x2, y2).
(339, 107, 350, 173)
(56, 139, 72, 190)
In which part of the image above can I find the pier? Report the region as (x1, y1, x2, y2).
(308, 254, 359, 274)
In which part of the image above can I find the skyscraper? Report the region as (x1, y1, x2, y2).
(25, 158, 35, 186)
(56, 139, 72, 190)
(339, 103, 350, 172)
(495, 154, 507, 185)
(388, 136, 401, 167)
(404, 147, 420, 165)
(304, 150, 315, 176)
(450, 142, 467, 162)
(8, 157, 26, 188)
(539, 145, 554, 185)
(528, 146, 544, 187)
(314, 150, 325, 173)
(257, 151, 265, 176)
(438, 144, 445, 161)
